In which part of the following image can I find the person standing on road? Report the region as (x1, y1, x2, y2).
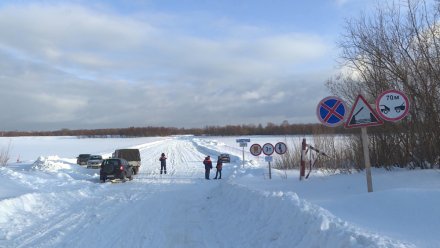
(203, 155, 212, 180)
(214, 156, 222, 179)
(159, 153, 167, 174)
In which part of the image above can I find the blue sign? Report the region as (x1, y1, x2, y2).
(316, 96, 347, 127)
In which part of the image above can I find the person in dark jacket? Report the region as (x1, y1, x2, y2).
(159, 153, 167, 174)
(214, 156, 222, 179)
(203, 156, 213, 180)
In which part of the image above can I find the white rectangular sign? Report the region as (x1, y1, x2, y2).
(265, 156, 273, 162)
(239, 142, 247, 147)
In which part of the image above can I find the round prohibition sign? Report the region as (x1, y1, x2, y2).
(274, 142, 287, 155)
(316, 96, 347, 127)
(262, 143, 274, 156)
(250, 144, 262, 156)
(375, 89, 410, 122)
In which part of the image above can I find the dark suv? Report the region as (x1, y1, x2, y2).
(219, 153, 231, 163)
(77, 154, 91, 165)
(100, 158, 134, 183)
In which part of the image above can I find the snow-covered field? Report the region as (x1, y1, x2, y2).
(0, 135, 439, 248)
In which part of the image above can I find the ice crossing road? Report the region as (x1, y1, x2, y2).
(1, 136, 411, 248)
(136, 136, 210, 179)
(5, 136, 233, 248)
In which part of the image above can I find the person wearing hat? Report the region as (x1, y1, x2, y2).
(159, 153, 167, 174)
(203, 155, 213, 180)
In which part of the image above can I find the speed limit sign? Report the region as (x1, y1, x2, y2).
(262, 143, 274, 155)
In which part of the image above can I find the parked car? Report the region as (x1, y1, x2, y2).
(113, 149, 141, 174)
(219, 153, 231, 163)
(87, 155, 103, 169)
(100, 158, 134, 183)
(77, 154, 91, 165)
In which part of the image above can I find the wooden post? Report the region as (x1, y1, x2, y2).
(361, 127, 373, 192)
(300, 138, 306, 180)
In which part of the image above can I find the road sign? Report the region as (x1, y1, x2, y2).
(274, 142, 287, 155)
(316, 96, 347, 127)
(265, 156, 273, 162)
(250, 144, 262, 156)
(262, 143, 274, 156)
(345, 95, 383, 128)
(237, 138, 251, 168)
(376, 89, 410, 122)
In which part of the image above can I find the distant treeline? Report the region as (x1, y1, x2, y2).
(0, 122, 364, 137)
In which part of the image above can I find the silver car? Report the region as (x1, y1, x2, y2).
(87, 155, 103, 169)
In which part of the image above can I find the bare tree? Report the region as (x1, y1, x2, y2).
(328, 0, 440, 167)
(0, 141, 11, 166)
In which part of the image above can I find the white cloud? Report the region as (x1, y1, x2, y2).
(335, 0, 350, 6)
(0, 2, 334, 130)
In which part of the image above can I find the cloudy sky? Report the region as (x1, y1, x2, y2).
(0, 0, 378, 131)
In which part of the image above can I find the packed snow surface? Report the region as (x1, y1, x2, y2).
(0, 135, 439, 247)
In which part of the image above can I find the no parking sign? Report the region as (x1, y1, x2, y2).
(316, 96, 347, 127)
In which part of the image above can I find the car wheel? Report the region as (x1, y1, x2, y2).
(121, 172, 127, 182)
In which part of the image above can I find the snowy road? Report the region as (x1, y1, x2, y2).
(0, 136, 416, 247)
(3, 137, 229, 248)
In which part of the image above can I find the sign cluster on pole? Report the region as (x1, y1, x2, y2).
(316, 89, 410, 192)
(249, 141, 287, 179)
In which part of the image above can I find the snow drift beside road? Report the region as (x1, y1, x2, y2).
(0, 135, 438, 247)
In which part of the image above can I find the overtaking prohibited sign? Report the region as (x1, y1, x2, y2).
(316, 96, 347, 127)
(376, 89, 410, 122)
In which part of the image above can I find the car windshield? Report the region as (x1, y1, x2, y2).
(79, 154, 90, 158)
(90, 155, 102, 160)
(104, 159, 119, 166)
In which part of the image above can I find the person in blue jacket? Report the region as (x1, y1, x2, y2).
(203, 155, 213, 180)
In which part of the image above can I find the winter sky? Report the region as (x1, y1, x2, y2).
(0, 0, 380, 131)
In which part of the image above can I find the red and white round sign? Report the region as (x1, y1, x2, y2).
(376, 89, 410, 122)
(262, 143, 274, 156)
(250, 144, 262, 156)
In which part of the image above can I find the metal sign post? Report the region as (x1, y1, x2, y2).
(262, 143, 274, 179)
(236, 139, 250, 169)
(265, 156, 273, 179)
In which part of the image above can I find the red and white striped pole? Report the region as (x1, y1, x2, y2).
(300, 138, 306, 180)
